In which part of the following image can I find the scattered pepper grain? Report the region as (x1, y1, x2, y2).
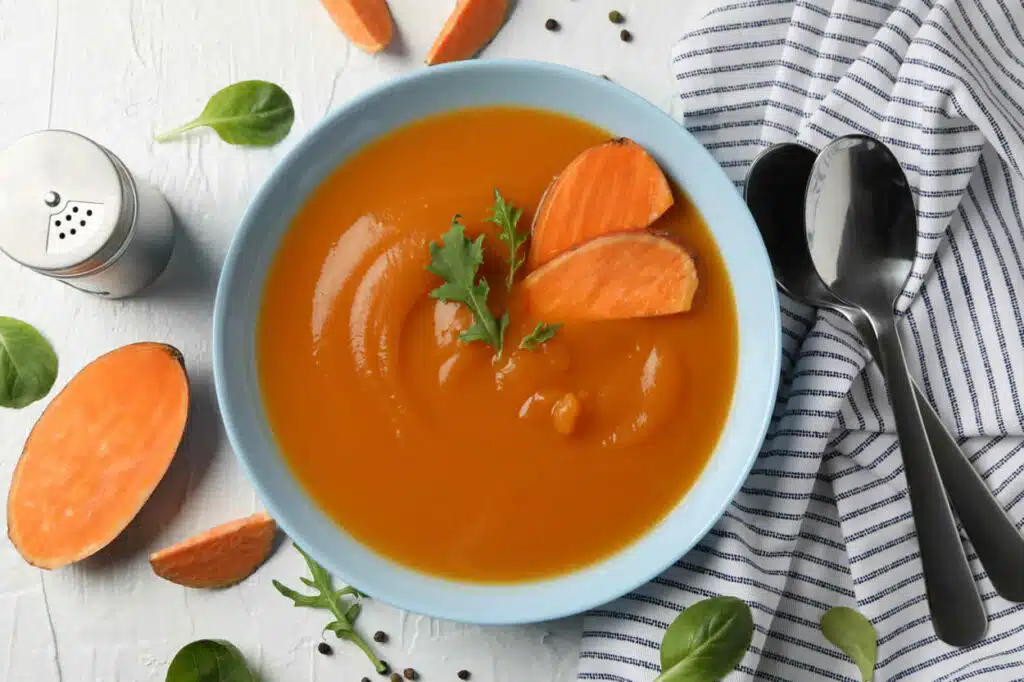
(545, 18, 560, 31)
(458, 671, 472, 681)
(374, 630, 390, 643)
(608, 10, 626, 24)
(403, 669, 419, 680)
(379, 661, 391, 676)
(620, 29, 633, 42)
(317, 642, 333, 656)
(363, 678, 372, 682)
(391, 674, 402, 682)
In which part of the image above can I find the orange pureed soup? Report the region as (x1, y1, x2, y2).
(258, 107, 738, 582)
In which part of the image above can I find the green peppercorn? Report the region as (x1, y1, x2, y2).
(608, 10, 626, 24)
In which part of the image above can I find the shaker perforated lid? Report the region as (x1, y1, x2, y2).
(0, 130, 133, 274)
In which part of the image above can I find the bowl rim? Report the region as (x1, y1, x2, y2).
(213, 58, 781, 625)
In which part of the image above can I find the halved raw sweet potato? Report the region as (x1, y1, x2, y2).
(150, 512, 277, 588)
(528, 138, 674, 269)
(7, 343, 189, 569)
(521, 233, 698, 321)
(320, 0, 394, 54)
(426, 0, 509, 65)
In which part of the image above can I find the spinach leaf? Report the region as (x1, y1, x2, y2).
(820, 606, 877, 682)
(155, 81, 294, 146)
(165, 640, 255, 682)
(655, 596, 754, 682)
(0, 317, 58, 409)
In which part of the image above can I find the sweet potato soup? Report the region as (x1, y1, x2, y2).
(258, 107, 738, 583)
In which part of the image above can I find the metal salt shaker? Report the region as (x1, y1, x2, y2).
(0, 130, 175, 298)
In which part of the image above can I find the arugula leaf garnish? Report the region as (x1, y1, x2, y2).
(272, 545, 385, 673)
(486, 189, 528, 291)
(519, 322, 562, 351)
(427, 217, 508, 355)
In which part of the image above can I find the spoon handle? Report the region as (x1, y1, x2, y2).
(875, 320, 987, 646)
(918, 392, 1024, 602)
(841, 307, 1024, 603)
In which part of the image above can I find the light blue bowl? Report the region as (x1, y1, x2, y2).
(213, 59, 781, 625)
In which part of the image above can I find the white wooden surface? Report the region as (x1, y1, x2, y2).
(0, 1, 717, 680)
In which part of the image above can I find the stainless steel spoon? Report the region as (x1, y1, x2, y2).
(745, 141, 1024, 610)
(801, 134, 986, 646)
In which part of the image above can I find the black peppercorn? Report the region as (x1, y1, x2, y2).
(457, 671, 471, 680)
(379, 661, 391, 676)
(620, 29, 633, 42)
(317, 642, 332, 656)
(363, 678, 372, 682)
(374, 630, 389, 643)
(545, 18, 560, 31)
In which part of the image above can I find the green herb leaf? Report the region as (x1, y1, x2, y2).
(165, 640, 255, 682)
(486, 189, 528, 291)
(820, 606, 877, 682)
(426, 218, 506, 355)
(0, 317, 58, 409)
(155, 80, 294, 146)
(519, 322, 562, 351)
(655, 596, 754, 682)
(273, 545, 385, 673)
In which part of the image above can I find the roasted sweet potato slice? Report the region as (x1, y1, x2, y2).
(150, 512, 277, 588)
(7, 343, 189, 569)
(528, 138, 674, 269)
(320, 0, 394, 54)
(426, 0, 509, 65)
(521, 233, 698, 321)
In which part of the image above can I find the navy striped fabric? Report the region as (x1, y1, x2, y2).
(576, 1, 1024, 680)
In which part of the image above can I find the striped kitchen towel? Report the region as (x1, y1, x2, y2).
(577, 0, 1024, 680)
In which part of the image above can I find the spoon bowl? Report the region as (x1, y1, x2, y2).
(804, 135, 918, 312)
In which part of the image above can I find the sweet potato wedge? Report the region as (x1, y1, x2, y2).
(528, 139, 674, 269)
(426, 0, 509, 65)
(150, 512, 277, 588)
(7, 343, 189, 569)
(521, 233, 699, 320)
(320, 0, 394, 54)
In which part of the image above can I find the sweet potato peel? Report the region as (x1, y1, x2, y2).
(426, 0, 509, 65)
(521, 233, 699, 321)
(321, 0, 394, 54)
(150, 512, 277, 588)
(7, 343, 190, 569)
(529, 139, 674, 269)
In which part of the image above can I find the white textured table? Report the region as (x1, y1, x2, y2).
(0, 1, 716, 679)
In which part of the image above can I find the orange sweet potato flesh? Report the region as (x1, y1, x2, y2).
(7, 343, 189, 569)
(426, 0, 509, 65)
(321, 0, 394, 54)
(528, 138, 675, 269)
(521, 233, 699, 321)
(150, 512, 277, 588)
